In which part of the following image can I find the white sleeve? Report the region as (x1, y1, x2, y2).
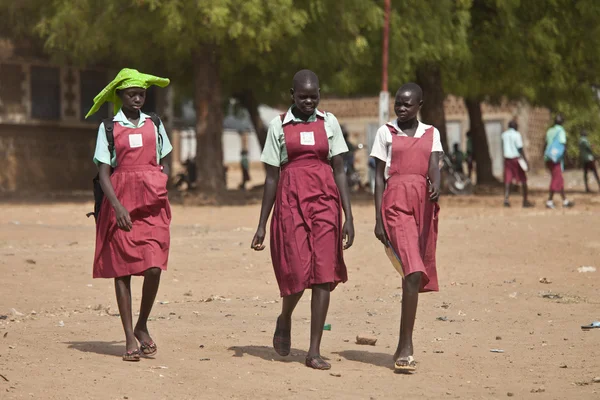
(431, 127, 443, 152)
(369, 125, 390, 162)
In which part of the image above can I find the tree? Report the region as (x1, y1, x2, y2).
(34, 0, 311, 193)
(225, 0, 383, 149)
(450, 0, 600, 183)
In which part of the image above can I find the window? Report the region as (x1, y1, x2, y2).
(80, 70, 109, 122)
(30, 66, 61, 120)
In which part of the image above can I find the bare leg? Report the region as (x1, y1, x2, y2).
(584, 168, 590, 192)
(273, 290, 303, 357)
(278, 290, 304, 330)
(522, 182, 531, 206)
(134, 267, 161, 346)
(394, 272, 422, 361)
(115, 276, 138, 353)
(504, 182, 511, 205)
(560, 189, 567, 201)
(307, 283, 330, 358)
(593, 167, 600, 190)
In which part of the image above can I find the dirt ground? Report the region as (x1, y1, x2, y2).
(1, 175, 600, 399)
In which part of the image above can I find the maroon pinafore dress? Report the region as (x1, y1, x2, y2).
(382, 124, 439, 292)
(93, 120, 171, 278)
(270, 115, 348, 297)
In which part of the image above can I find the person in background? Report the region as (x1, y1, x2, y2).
(501, 120, 533, 207)
(239, 149, 251, 191)
(451, 143, 465, 174)
(544, 114, 574, 209)
(579, 129, 600, 193)
(368, 156, 377, 194)
(466, 131, 474, 179)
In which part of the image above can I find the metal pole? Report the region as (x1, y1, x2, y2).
(379, 0, 391, 126)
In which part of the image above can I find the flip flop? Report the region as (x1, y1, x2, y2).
(581, 321, 600, 330)
(139, 340, 158, 357)
(305, 355, 331, 370)
(122, 349, 141, 362)
(394, 355, 417, 373)
(273, 316, 291, 356)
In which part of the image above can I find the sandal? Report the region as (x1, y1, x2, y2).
(122, 349, 141, 362)
(305, 355, 331, 370)
(273, 316, 291, 356)
(139, 341, 158, 357)
(394, 355, 417, 373)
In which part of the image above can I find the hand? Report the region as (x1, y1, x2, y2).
(429, 183, 441, 202)
(251, 226, 266, 251)
(374, 219, 388, 245)
(342, 219, 355, 250)
(115, 204, 132, 231)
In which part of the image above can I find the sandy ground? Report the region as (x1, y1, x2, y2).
(1, 177, 600, 399)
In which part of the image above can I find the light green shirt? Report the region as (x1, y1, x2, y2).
(93, 109, 173, 167)
(544, 124, 567, 161)
(260, 106, 349, 167)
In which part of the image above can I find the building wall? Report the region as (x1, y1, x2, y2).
(0, 59, 171, 192)
(320, 95, 551, 180)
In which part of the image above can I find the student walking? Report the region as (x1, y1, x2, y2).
(371, 83, 442, 373)
(251, 70, 354, 371)
(89, 68, 172, 362)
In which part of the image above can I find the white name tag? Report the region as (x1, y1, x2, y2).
(300, 131, 315, 146)
(129, 134, 143, 148)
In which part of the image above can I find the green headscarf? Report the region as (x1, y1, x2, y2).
(85, 68, 170, 119)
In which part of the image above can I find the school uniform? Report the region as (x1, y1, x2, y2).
(545, 124, 567, 192)
(370, 120, 442, 292)
(501, 128, 527, 184)
(92, 109, 173, 278)
(261, 106, 348, 297)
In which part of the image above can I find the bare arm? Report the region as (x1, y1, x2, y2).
(251, 165, 280, 250)
(331, 155, 354, 249)
(428, 151, 443, 202)
(98, 163, 132, 231)
(374, 158, 387, 245)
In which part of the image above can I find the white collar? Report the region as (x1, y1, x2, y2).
(113, 109, 149, 126)
(282, 106, 326, 125)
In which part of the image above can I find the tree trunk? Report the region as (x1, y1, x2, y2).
(464, 97, 497, 184)
(236, 89, 268, 149)
(194, 46, 225, 193)
(416, 63, 449, 152)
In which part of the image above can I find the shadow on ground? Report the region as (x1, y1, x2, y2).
(64, 340, 125, 358)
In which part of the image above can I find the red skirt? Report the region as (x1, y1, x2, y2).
(504, 158, 527, 184)
(93, 166, 171, 278)
(382, 175, 439, 293)
(270, 160, 347, 297)
(546, 161, 564, 192)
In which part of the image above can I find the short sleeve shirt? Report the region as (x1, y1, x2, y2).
(260, 107, 349, 167)
(579, 136, 594, 163)
(501, 128, 524, 159)
(544, 124, 567, 161)
(93, 109, 173, 167)
(369, 120, 443, 180)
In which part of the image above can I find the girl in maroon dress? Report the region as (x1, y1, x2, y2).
(89, 69, 171, 362)
(251, 70, 354, 370)
(371, 83, 442, 373)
